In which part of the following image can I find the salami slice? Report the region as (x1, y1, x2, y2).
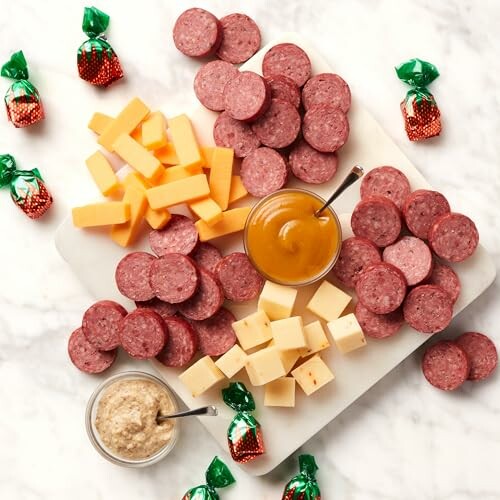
(403, 285, 453, 334)
(213, 111, 261, 158)
(288, 138, 338, 184)
(264, 75, 301, 108)
(173, 8, 222, 58)
(216, 13, 261, 64)
(403, 189, 450, 239)
(120, 309, 167, 360)
(360, 166, 411, 210)
(115, 252, 156, 302)
(190, 242, 223, 274)
(455, 332, 498, 381)
(240, 147, 288, 197)
(194, 60, 239, 111)
(302, 104, 349, 153)
(149, 214, 199, 256)
(332, 236, 381, 288)
(355, 302, 404, 339)
(189, 307, 237, 356)
(422, 340, 470, 391)
(351, 196, 402, 247)
(178, 267, 224, 321)
(135, 297, 177, 320)
(82, 300, 127, 351)
(383, 236, 433, 286)
(68, 327, 117, 374)
(426, 262, 461, 304)
(150, 253, 199, 304)
(156, 316, 198, 367)
(223, 71, 271, 122)
(262, 43, 311, 87)
(301, 73, 351, 113)
(355, 263, 407, 314)
(428, 212, 479, 262)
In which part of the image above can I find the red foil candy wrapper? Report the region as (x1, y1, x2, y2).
(77, 6, 123, 87)
(282, 455, 321, 500)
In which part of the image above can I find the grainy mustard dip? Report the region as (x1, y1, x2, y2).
(95, 379, 175, 460)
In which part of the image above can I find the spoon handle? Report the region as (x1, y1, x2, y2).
(157, 405, 218, 421)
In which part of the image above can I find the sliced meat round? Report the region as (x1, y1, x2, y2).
(156, 316, 198, 367)
(426, 261, 461, 304)
(240, 147, 288, 197)
(302, 104, 349, 153)
(251, 98, 301, 149)
(173, 8, 222, 58)
(288, 138, 338, 184)
(149, 214, 199, 256)
(223, 71, 271, 122)
(115, 252, 156, 302)
(194, 60, 239, 111)
(455, 332, 498, 381)
(333, 236, 381, 288)
(135, 297, 177, 320)
(68, 328, 117, 374)
(403, 189, 450, 239)
(82, 300, 127, 351)
(216, 13, 261, 64)
(355, 302, 404, 339)
(422, 340, 470, 391)
(120, 309, 167, 360)
(178, 267, 224, 321)
(360, 166, 411, 210)
(403, 284, 453, 334)
(150, 253, 199, 304)
(190, 242, 223, 274)
(383, 236, 433, 286)
(264, 75, 301, 108)
(302, 73, 351, 113)
(262, 43, 311, 87)
(355, 263, 407, 314)
(351, 196, 402, 247)
(217, 252, 264, 302)
(189, 307, 237, 356)
(213, 111, 261, 158)
(428, 212, 479, 262)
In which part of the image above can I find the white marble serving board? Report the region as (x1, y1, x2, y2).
(55, 32, 495, 476)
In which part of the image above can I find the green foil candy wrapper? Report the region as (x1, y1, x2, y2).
(181, 456, 235, 500)
(77, 6, 124, 87)
(282, 455, 321, 500)
(222, 382, 265, 463)
(1, 51, 44, 127)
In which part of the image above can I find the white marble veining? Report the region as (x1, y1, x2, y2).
(0, 0, 499, 499)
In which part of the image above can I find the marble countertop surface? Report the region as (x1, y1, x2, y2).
(1, 0, 499, 498)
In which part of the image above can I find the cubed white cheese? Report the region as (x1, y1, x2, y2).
(264, 377, 296, 407)
(269, 339, 301, 374)
(300, 320, 330, 357)
(327, 313, 366, 354)
(215, 345, 248, 378)
(245, 346, 286, 386)
(292, 355, 335, 396)
(232, 310, 272, 351)
(258, 280, 298, 320)
(271, 316, 307, 350)
(306, 280, 351, 322)
(179, 356, 225, 397)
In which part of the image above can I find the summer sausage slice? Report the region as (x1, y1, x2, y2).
(355, 263, 407, 314)
(149, 214, 199, 256)
(190, 242, 223, 274)
(351, 196, 402, 247)
(422, 340, 470, 391)
(403, 285, 453, 334)
(264, 75, 301, 108)
(68, 328, 117, 374)
(156, 316, 198, 368)
(455, 332, 498, 381)
(82, 300, 127, 351)
(302, 104, 349, 153)
(360, 166, 411, 210)
(115, 252, 156, 302)
(355, 302, 404, 339)
(120, 309, 167, 360)
(428, 212, 479, 262)
(302, 73, 351, 113)
(262, 43, 312, 87)
(426, 262, 461, 304)
(194, 60, 239, 111)
(332, 237, 381, 288)
(135, 297, 177, 320)
(213, 111, 261, 158)
(216, 13, 261, 64)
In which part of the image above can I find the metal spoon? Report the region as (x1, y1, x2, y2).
(315, 165, 364, 217)
(157, 405, 218, 422)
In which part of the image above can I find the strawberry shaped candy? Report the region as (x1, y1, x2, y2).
(282, 454, 321, 500)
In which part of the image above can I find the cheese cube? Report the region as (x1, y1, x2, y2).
(245, 347, 286, 386)
(232, 311, 273, 351)
(167, 114, 203, 168)
(292, 355, 334, 396)
(113, 134, 163, 180)
(98, 97, 150, 151)
(85, 151, 120, 196)
(264, 377, 296, 407)
(268, 339, 301, 374)
(141, 111, 167, 150)
(327, 313, 366, 354)
(200, 146, 215, 167)
(300, 321, 330, 357)
(154, 142, 179, 165)
(158, 163, 203, 184)
(179, 356, 225, 397)
(189, 197, 223, 226)
(196, 206, 251, 241)
(228, 175, 248, 204)
(72, 202, 130, 228)
(306, 280, 352, 322)
(209, 147, 233, 210)
(258, 281, 298, 321)
(215, 345, 247, 378)
(146, 174, 210, 210)
(271, 317, 307, 351)
(88, 112, 112, 135)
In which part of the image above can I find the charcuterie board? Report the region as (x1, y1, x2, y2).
(55, 32, 496, 476)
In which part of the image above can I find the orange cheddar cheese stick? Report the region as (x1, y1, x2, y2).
(113, 134, 163, 180)
(142, 111, 168, 150)
(209, 147, 233, 211)
(195, 206, 251, 241)
(189, 197, 223, 226)
(85, 151, 120, 196)
(72, 202, 130, 228)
